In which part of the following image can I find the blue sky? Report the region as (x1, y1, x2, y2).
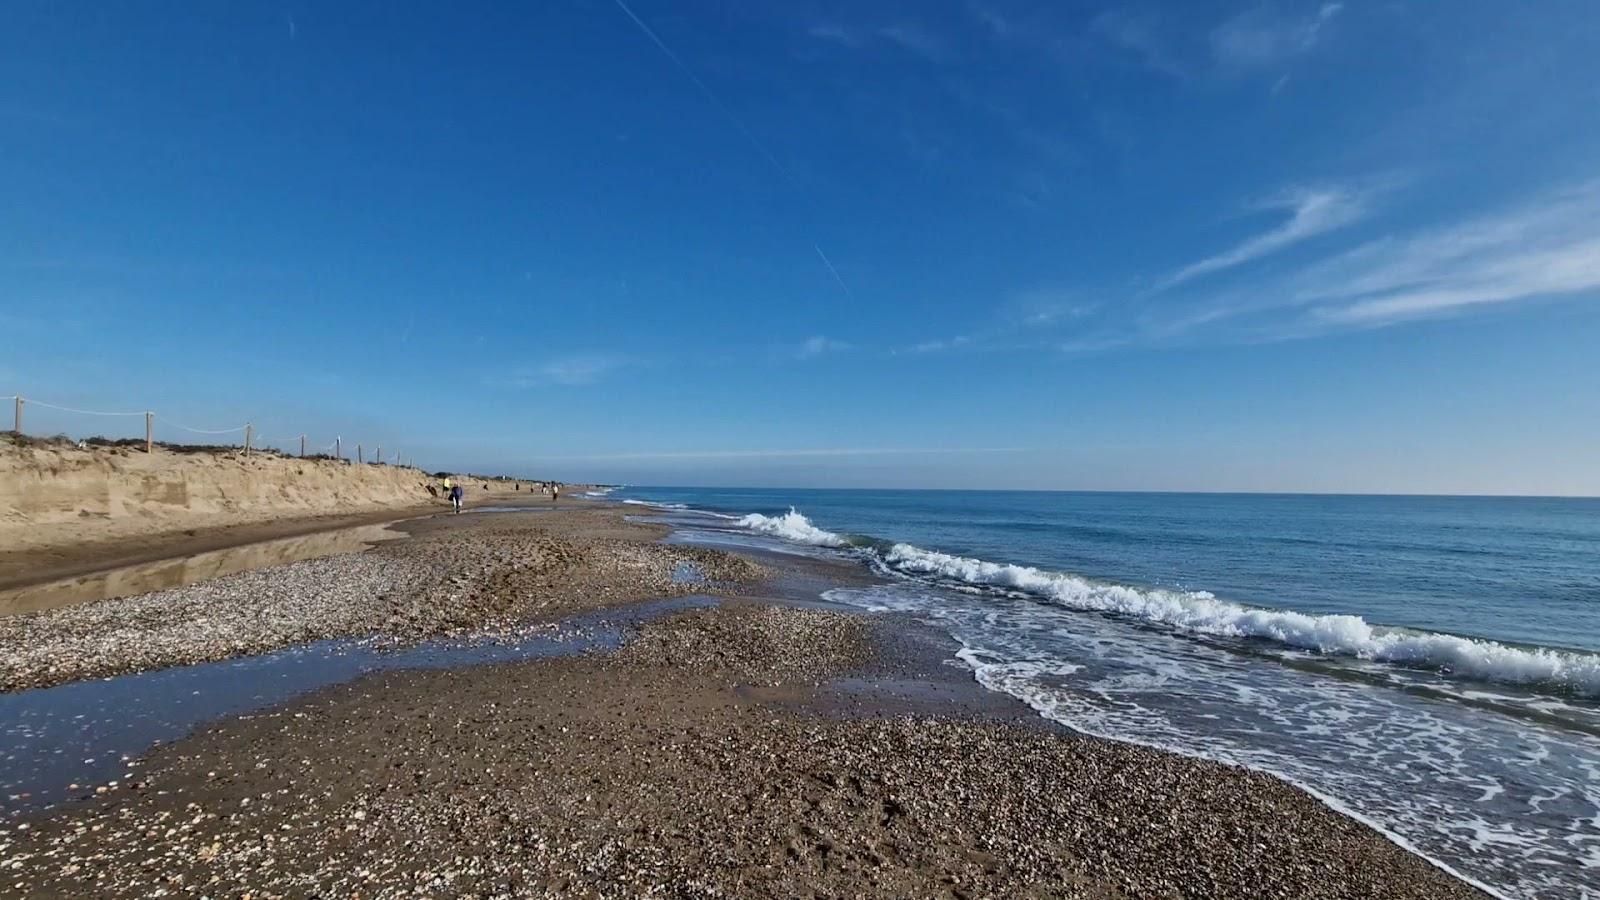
(4, 1, 1599, 494)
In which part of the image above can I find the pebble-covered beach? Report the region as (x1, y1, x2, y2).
(0, 506, 1486, 898)
(0, 508, 762, 692)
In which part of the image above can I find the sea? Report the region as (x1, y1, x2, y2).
(597, 486, 1600, 899)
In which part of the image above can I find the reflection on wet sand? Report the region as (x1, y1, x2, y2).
(0, 523, 407, 616)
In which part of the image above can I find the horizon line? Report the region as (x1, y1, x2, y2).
(530, 447, 1033, 462)
(587, 483, 1600, 501)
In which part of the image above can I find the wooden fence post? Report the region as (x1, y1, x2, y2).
(12, 396, 21, 435)
(145, 412, 153, 453)
(358, 443, 364, 465)
(299, 435, 306, 458)
(335, 436, 342, 460)
(244, 423, 253, 457)
(376, 446, 382, 465)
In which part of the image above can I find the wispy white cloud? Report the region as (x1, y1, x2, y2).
(944, 178, 1600, 354)
(1123, 178, 1600, 341)
(1295, 182, 1600, 327)
(877, 24, 946, 58)
(1085, 3, 1341, 81)
(1011, 289, 1099, 326)
(1091, 9, 1187, 78)
(1161, 185, 1370, 288)
(906, 335, 972, 354)
(807, 21, 947, 60)
(892, 289, 1098, 356)
(1210, 2, 1343, 69)
(969, 2, 1018, 40)
(795, 336, 852, 359)
(496, 356, 623, 388)
(807, 23, 864, 47)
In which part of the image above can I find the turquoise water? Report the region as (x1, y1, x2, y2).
(611, 487, 1600, 898)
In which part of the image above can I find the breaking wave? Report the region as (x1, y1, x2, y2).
(879, 543, 1600, 697)
(622, 499, 688, 510)
(735, 508, 848, 547)
(733, 509, 1600, 698)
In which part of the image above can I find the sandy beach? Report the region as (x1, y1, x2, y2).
(0, 434, 590, 592)
(0, 500, 1486, 898)
(0, 503, 760, 692)
(16, 5, 1596, 893)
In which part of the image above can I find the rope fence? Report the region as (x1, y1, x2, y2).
(155, 415, 248, 436)
(21, 399, 145, 418)
(5, 393, 415, 469)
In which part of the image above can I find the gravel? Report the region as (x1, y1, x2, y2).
(0, 603, 1485, 899)
(614, 603, 872, 684)
(0, 511, 766, 692)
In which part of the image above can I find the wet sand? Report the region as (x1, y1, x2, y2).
(0, 504, 761, 692)
(0, 484, 585, 596)
(0, 521, 412, 617)
(0, 504, 436, 594)
(0, 505, 1486, 898)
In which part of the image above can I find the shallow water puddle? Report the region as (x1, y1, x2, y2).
(0, 523, 408, 617)
(670, 560, 707, 584)
(0, 595, 717, 815)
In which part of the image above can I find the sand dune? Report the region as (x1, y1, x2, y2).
(1, 436, 435, 562)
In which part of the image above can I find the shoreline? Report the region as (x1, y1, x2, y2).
(0, 504, 439, 595)
(0, 504, 1488, 897)
(0, 502, 760, 692)
(0, 486, 593, 597)
(0, 433, 600, 593)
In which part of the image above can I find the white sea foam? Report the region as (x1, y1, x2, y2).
(825, 582, 1560, 898)
(735, 508, 848, 547)
(622, 499, 689, 510)
(878, 543, 1600, 698)
(727, 506, 1600, 697)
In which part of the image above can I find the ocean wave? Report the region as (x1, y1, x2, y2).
(879, 543, 1600, 698)
(736, 508, 848, 547)
(728, 506, 1600, 697)
(622, 499, 688, 510)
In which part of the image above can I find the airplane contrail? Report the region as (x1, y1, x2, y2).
(814, 244, 853, 299)
(611, 0, 794, 185)
(611, 0, 855, 298)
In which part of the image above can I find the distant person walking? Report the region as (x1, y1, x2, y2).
(551, 482, 560, 504)
(449, 482, 464, 514)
